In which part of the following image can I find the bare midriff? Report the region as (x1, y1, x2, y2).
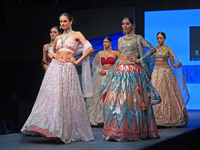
(56, 50, 75, 63)
(155, 60, 169, 66)
(119, 55, 138, 61)
(102, 64, 114, 70)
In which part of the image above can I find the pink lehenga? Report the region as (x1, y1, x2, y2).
(21, 37, 94, 143)
(151, 45, 190, 127)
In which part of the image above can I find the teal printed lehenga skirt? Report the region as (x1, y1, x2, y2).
(100, 60, 161, 141)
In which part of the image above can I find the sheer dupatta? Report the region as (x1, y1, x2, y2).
(168, 47, 190, 104)
(91, 51, 106, 98)
(92, 51, 103, 78)
(136, 35, 161, 105)
(137, 35, 156, 79)
(75, 41, 93, 98)
(48, 40, 93, 98)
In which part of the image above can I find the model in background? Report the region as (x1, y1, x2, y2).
(21, 13, 94, 143)
(151, 32, 190, 127)
(41, 26, 60, 71)
(87, 37, 119, 126)
(99, 17, 161, 141)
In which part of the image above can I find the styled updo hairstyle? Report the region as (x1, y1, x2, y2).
(122, 16, 134, 25)
(51, 26, 61, 34)
(104, 36, 112, 42)
(157, 32, 166, 39)
(59, 12, 74, 23)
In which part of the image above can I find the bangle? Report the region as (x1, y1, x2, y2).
(41, 60, 47, 66)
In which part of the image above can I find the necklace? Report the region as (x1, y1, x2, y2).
(63, 28, 72, 35)
(122, 31, 136, 40)
(157, 45, 166, 52)
(49, 39, 54, 47)
(60, 29, 72, 48)
(103, 49, 112, 60)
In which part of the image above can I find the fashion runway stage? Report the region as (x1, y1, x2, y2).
(0, 110, 200, 150)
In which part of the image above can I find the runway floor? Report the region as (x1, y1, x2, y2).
(0, 110, 200, 150)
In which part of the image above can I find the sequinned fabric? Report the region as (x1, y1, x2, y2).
(155, 46, 169, 61)
(102, 62, 160, 141)
(151, 66, 189, 126)
(87, 70, 109, 125)
(101, 57, 115, 65)
(87, 51, 115, 125)
(56, 37, 78, 52)
(21, 59, 94, 143)
(118, 37, 139, 57)
(99, 35, 161, 141)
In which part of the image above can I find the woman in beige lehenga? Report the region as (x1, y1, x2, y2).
(151, 32, 190, 127)
(87, 37, 119, 126)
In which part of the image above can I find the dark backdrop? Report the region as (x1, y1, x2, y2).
(0, 0, 200, 132)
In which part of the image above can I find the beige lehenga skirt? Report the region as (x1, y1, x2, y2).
(151, 66, 189, 126)
(87, 70, 109, 126)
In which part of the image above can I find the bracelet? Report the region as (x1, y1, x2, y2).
(41, 60, 47, 66)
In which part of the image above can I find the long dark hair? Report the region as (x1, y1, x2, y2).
(51, 26, 61, 34)
(157, 32, 166, 39)
(122, 16, 134, 25)
(104, 36, 111, 42)
(59, 13, 74, 23)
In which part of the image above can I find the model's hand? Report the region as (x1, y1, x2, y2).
(73, 60, 79, 65)
(127, 56, 138, 63)
(53, 53, 58, 59)
(71, 57, 76, 63)
(43, 64, 48, 71)
(174, 62, 182, 67)
(44, 65, 48, 71)
(178, 63, 182, 67)
(100, 70, 107, 76)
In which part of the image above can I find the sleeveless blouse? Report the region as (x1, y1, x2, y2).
(101, 57, 115, 65)
(118, 36, 139, 57)
(155, 46, 169, 61)
(56, 37, 78, 53)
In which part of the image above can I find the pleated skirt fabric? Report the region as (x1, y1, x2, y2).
(151, 66, 189, 126)
(101, 63, 160, 141)
(21, 59, 94, 143)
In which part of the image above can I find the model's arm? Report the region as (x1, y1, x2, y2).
(42, 44, 48, 70)
(138, 35, 156, 62)
(169, 48, 182, 67)
(73, 31, 94, 65)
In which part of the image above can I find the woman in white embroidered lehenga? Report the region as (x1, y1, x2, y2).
(21, 13, 94, 143)
(87, 37, 119, 126)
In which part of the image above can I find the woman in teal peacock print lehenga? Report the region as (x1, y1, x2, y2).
(99, 17, 162, 141)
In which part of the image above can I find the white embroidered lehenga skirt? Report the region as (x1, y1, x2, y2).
(21, 59, 94, 143)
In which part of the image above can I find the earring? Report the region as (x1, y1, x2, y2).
(59, 26, 62, 29)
